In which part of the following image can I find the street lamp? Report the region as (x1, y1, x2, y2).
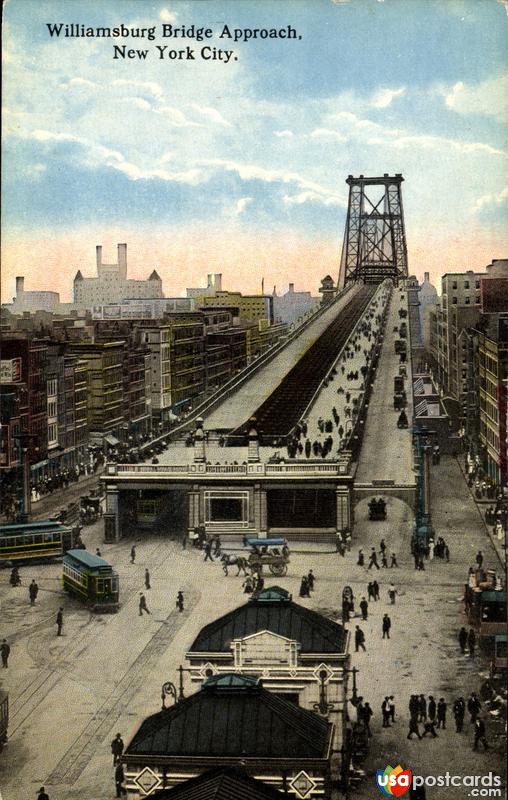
(313, 669, 341, 716)
(344, 666, 359, 703)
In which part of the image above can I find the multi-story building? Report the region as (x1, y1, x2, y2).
(74, 359, 89, 463)
(66, 341, 125, 448)
(202, 291, 274, 324)
(73, 243, 164, 306)
(418, 271, 438, 344)
(0, 336, 49, 481)
(186, 272, 222, 303)
(475, 315, 508, 486)
(90, 297, 194, 319)
(273, 283, 319, 324)
(168, 313, 206, 412)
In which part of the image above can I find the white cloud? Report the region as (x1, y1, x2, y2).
(160, 7, 177, 23)
(121, 97, 152, 111)
(322, 111, 507, 157)
(274, 130, 294, 138)
(22, 162, 47, 179)
(157, 105, 203, 128)
(444, 74, 508, 122)
(283, 191, 344, 207)
(370, 87, 406, 108)
(61, 77, 98, 90)
(190, 104, 232, 127)
(473, 186, 508, 212)
(112, 79, 164, 101)
(310, 128, 347, 142)
(235, 197, 253, 215)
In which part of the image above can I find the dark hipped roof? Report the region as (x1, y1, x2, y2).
(189, 587, 346, 654)
(151, 767, 284, 800)
(125, 674, 330, 759)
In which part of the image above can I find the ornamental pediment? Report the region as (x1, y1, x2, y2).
(232, 630, 298, 668)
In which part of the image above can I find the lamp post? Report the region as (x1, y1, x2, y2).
(344, 666, 359, 703)
(13, 430, 34, 523)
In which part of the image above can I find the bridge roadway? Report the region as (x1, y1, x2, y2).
(355, 284, 415, 489)
(204, 283, 370, 432)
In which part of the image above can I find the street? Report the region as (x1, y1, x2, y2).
(0, 455, 505, 799)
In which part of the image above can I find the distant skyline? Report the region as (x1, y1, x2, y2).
(2, 0, 507, 303)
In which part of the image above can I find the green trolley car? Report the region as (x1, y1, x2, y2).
(0, 520, 75, 565)
(0, 689, 8, 753)
(63, 549, 119, 613)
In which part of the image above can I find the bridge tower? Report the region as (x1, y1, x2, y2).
(338, 173, 408, 289)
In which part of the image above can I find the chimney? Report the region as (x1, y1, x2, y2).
(214, 273, 222, 291)
(16, 276, 24, 296)
(424, 272, 429, 283)
(207, 274, 213, 288)
(289, 283, 294, 293)
(117, 243, 127, 279)
(96, 245, 102, 273)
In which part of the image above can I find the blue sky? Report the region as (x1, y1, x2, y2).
(2, 0, 507, 301)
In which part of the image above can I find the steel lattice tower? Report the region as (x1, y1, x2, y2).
(338, 173, 408, 288)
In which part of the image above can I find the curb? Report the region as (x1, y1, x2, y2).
(454, 456, 505, 568)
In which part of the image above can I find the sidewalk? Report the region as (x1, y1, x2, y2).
(346, 454, 505, 799)
(454, 455, 505, 568)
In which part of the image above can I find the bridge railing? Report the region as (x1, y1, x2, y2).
(104, 454, 353, 479)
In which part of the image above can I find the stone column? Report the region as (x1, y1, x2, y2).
(193, 418, 206, 463)
(248, 417, 260, 463)
(335, 485, 351, 533)
(104, 486, 120, 542)
(253, 484, 268, 535)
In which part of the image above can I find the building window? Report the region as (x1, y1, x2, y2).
(464, 281, 469, 289)
(465, 297, 470, 305)
(452, 297, 458, 304)
(452, 281, 457, 290)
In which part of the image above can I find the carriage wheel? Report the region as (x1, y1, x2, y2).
(270, 562, 287, 576)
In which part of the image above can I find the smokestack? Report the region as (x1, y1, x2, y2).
(289, 283, 294, 293)
(96, 245, 102, 274)
(117, 243, 127, 279)
(424, 272, 429, 283)
(207, 274, 213, 288)
(16, 276, 24, 296)
(214, 273, 222, 292)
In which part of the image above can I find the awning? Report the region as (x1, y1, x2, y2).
(104, 434, 120, 447)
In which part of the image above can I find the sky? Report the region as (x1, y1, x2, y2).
(2, 0, 508, 302)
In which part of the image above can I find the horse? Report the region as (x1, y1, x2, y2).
(220, 553, 250, 576)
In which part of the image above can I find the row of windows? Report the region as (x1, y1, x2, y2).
(63, 564, 87, 586)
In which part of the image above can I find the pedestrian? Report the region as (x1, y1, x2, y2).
(467, 692, 481, 722)
(428, 695, 436, 723)
(380, 538, 386, 555)
(368, 548, 380, 570)
(473, 717, 489, 751)
(389, 696, 396, 723)
(475, 550, 483, 569)
(367, 582, 375, 601)
(360, 596, 369, 621)
(37, 788, 50, 800)
(10, 565, 21, 586)
(307, 569, 315, 591)
(409, 694, 419, 719)
(203, 540, 214, 562)
(436, 698, 447, 729)
(382, 696, 391, 727)
(381, 552, 388, 568)
(418, 694, 427, 722)
(115, 762, 127, 797)
(407, 716, 422, 740)
(388, 584, 397, 605)
(357, 549, 365, 567)
(1, 639, 10, 668)
(422, 719, 438, 738)
(453, 697, 465, 732)
(111, 732, 124, 765)
(56, 607, 64, 636)
(145, 568, 151, 590)
(29, 579, 39, 605)
(130, 544, 136, 564)
(255, 575, 265, 593)
(382, 613, 391, 639)
(176, 590, 184, 612)
(243, 576, 254, 594)
(139, 593, 150, 615)
(299, 576, 310, 597)
(390, 553, 398, 568)
(96, 548, 101, 557)
(363, 702, 373, 736)
(355, 625, 366, 652)
(373, 580, 380, 601)
(213, 535, 222, 557)
(458, 626, 468, 654)
(444, 544, 450, 562)
(468, 627, 476, 657)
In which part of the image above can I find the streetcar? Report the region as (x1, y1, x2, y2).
(0, 520, 76, 566)
(62, 549, 119, 612)
(0, 689, 8, 753)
